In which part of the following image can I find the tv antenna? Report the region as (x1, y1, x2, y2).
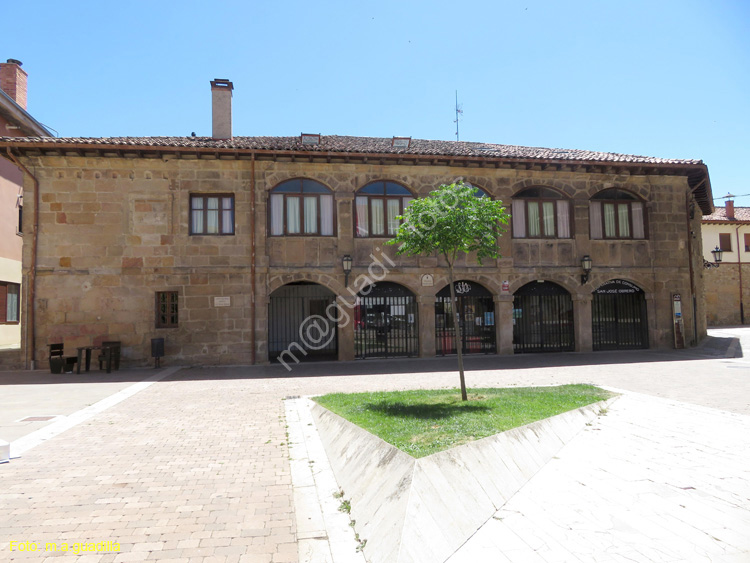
(454, 90, 463, 141)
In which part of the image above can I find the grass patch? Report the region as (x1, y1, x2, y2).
(314, 384, 612, 458)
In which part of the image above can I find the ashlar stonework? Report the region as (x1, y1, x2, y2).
(3, 138, 710, 369)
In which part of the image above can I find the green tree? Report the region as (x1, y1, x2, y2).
(388, 181, 510, 400)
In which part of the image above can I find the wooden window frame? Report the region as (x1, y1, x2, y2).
(0, 282, 20, 324)
(719, 233, 732, 252)
(268, 179, 337, 237)
(155, 291, 179, 328)
(522, 199, 562, 239)
(189, 194, 235, 236)
(591, 190, 648, 241)
(744, 233, 750, 253)
(354, 181, 415, 238)
(511, 188, 573, 240)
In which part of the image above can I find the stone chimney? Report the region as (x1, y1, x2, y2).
(726, 198, 735, 220)
(0, 59, 28, 110)
(211, 79, 233, 139)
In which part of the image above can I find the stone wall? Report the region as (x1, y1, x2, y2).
(17, 153, 706, 367)
(704, 263, 750, 326)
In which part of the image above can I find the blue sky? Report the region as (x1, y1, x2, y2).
(4, 0, 749, 206)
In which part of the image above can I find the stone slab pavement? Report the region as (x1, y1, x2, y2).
(0, 328, 748, 562)
(446, 390, 750, 563)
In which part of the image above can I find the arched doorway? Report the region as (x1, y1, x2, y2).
(435, 281, 496, 355)
(592, 279, 649, 350)
(268, 282, 338, 362)
(355, 282, 418, 359)
(513, 281, 574, 353)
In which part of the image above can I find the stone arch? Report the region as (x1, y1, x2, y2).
(354, 275, 422, 299)
(509, 178, 577, 199)
(267, 273, 344, 296)
(355, 178, 416, 196)
(508, 275, 578, 297)
(265, 175, 335, 193)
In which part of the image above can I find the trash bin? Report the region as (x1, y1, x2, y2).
(151, 338, 165, 368)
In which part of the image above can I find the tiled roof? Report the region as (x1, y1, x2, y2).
(0, 134, 703, 165)
(703, 206, 750, 222)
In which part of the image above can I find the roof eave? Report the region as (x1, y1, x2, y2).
(0, 90, 53, 137)
(0, 138, 713, 213)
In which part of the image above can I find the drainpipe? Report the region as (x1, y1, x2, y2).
(737, 225, 745, 324)
(250, 153, 256, 364)
(685, 191, 698, 344)
(6, 147, 38, 370)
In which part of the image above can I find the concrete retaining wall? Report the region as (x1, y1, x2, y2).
(311, 397, 616, 563)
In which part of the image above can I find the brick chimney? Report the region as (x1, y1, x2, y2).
(211, 79, 233, 140)
(0, 59, 28, 110)
(726, 198, 735, 220)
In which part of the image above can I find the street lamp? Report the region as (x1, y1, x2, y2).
(581, 255, 593, 285)
(342, 255, 353, 287)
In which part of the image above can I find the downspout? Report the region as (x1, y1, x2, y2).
(250, 153, 256, 364)
(685, 191, 698, 344)
(737, 225, 745, 324)
(6, 147, 38, 370)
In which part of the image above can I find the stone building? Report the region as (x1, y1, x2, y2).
(0, 80, 714, 369)
(0, 59, 51, 357)
(702, 199, 749, 326)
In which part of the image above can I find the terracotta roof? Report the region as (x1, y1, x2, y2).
(0, 134, 703, 165)
(703, 206, 750, 222)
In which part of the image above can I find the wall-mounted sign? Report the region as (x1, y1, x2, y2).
(421, 274, 434, 287)
(214, 296, 231, 307)
(501, 280, 510, 292)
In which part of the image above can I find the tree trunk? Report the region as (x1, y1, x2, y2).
(447, 266, 468, 401)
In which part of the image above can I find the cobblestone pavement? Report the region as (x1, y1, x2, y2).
(1, 329, 748, 562)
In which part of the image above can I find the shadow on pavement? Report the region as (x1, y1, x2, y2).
(0, 335, 740, 386)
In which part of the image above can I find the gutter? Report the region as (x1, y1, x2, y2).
(5, 147, 38, 369)
(250, 153, 256, 364)
(737, 225, 745, 324)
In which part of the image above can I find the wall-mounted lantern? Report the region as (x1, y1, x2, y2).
(581, 255, 593, 285)
(342, 254, 353, 287)
(704, 245, 723, 269)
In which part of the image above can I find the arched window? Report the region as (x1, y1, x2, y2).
(511, 187, 571, 239)
(355, 181, 414, 237)
(268, 179, 335, 236)
(590, 189, 646, 239)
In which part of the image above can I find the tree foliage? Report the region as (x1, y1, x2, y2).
(388, 181, 510, 400)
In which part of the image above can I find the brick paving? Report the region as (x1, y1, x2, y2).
(2, 376, 295, 563)
(1, 328, 748, 562)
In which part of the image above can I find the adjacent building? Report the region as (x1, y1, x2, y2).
(702, 199, 749, 326)
(0, 80, 713, 369)
(0, 59, 51, 353)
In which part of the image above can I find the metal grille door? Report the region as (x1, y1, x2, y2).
(592, 280, 648, 350)
(355, 282, 419, 359)
(513, 282, 574, 353)
(435, 281, 496, 355)
(269, 282, 338, 362)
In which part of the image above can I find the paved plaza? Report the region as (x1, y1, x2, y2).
(1, 328, 749, 562)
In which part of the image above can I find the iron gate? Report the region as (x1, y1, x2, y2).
(436, 281, 496, 355)
(269, 282, 338, 362)
(513, 281, 574, 353)
(355, 282, 419, 359)
(592, 279, 649, 350)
